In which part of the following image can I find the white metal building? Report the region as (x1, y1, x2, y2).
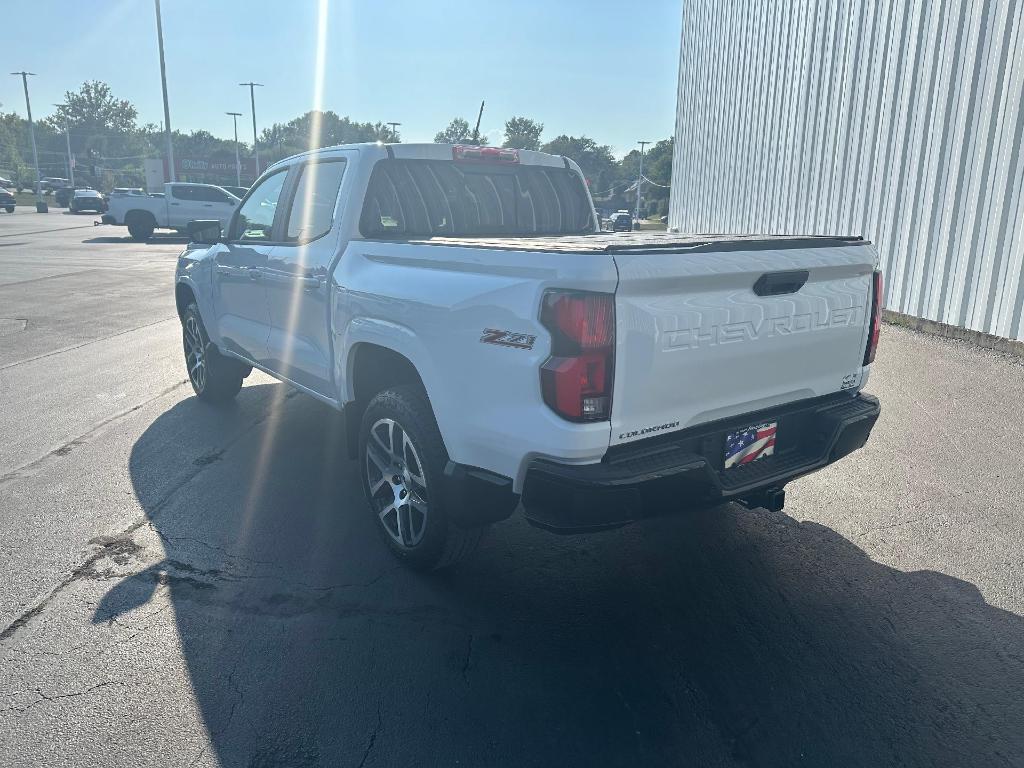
(668, 0, 1024, 341)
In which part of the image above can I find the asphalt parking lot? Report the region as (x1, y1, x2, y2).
(1, 208, 1023, 767)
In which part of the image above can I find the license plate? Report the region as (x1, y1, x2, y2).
(724, 421, 777, 469)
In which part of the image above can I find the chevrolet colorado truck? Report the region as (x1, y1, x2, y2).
(174, 143, 882, 570)
(103, 182, 239, 240)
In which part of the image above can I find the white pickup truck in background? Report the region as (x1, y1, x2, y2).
(174, 143, 882, 571)
(103, 182, 239, 240)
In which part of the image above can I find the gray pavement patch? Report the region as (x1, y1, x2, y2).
(0, 379, 189, 488)
(0, 318, 28, 335)
(0, 316, 176, 371)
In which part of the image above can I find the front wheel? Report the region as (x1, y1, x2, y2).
(359, 386, 486, 570)
(182, 303, 244, 404)
(4, 206, 12, 214)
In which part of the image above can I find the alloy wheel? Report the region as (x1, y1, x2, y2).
(365, 417, 429, 547)
(184, 315, 207, 393)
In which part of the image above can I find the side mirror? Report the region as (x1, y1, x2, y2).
(188, 219, 222, 245)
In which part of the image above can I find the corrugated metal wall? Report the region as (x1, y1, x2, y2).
(669, 0, 1024, 340)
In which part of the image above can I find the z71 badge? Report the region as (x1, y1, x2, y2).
(481, 328, 537, 350)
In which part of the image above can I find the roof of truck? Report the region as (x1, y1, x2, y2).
(267, 142, 575, 171)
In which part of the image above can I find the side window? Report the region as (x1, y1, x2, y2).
(171, 185, 194, 201)
(230, 170, 288, 242)
(194, 186, 233, 203)
(285, 160, 347, 242)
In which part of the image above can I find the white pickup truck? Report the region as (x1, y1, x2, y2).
(103, 182, 239, 240)
(174, 143, 882, 570)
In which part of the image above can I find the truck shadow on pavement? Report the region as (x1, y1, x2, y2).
(97, 383, 1024, 767)
(82, 234, 190, 245)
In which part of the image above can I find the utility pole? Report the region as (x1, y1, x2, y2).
(11, 72, 43, 210)
(240, 82, 264, 174)
(154, 0, 175, 182)
(634, 140, 651, 227)
(53, 105, 75, 188)
(226, 112, 243, 186)
(472, 101, 485, 145)
(387, 122, 401, 142)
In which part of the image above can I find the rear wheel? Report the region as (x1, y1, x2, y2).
(359, 386, 486, 570)
(126, 211, 155, 241)
(4, 206, 12, 214)
(182, 303, 244, 404)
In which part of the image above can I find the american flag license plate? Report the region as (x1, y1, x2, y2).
(724, 421, 777, 469)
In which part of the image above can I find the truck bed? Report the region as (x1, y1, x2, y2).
(404, 232, 868, 254)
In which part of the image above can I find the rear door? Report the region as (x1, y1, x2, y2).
(263, 155, 349, 395)
(193, 185, 239, 229)
(610, 240, 877, 446)
(211, 168, 291, 364)
(167, 185, 206, 227)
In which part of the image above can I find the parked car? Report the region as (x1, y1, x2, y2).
(173, 142, 883, 571)
(55, 186, 96, 208)
(0, 187, 15, 213)
(40, 177, 69, 193)
(222, 185, 249, 199)
(0, 176, 15, 189)
(102, 182, 240, 240)
(604, 211, 633, 231)
(69, 189, 107, 214)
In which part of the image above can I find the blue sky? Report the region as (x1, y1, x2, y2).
(1, 0, 682, 156)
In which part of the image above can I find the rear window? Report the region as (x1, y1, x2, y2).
(359, 159, 594, 238)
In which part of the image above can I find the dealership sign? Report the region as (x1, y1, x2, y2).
(176, 157, 258, 175)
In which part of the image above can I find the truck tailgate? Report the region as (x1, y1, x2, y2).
(610, 241, 876, 446)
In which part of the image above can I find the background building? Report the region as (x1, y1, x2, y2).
(668, 0, 1024, 341)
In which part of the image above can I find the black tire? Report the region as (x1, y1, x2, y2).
(182, 303, 244, 404)
(126, 211, 155, 241)
(359, 386, 486, 571)
(4, 207, 12, 214)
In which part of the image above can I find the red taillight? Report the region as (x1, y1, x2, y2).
(452, 145, 519, 163)
(865, 270, 883, 365)
(540, 291, 615, 421)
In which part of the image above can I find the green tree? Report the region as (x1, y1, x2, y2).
(502, 116, 543, 150)
(259, 111, 390, 164)
(541, 135, 616, 190)
(48, 81, 138, 138)
(434, 117, 488, 145)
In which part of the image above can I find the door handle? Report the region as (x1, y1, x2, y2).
(170, 202, 180, 206)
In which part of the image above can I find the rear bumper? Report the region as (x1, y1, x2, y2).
(521, 392, 880, 533)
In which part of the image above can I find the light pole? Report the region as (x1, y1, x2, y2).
(226, 112, 243, 186)
(387, 122, 401, 142)
(53, 105, 74, 189)
(154, 0, 175, 182)
(11, 71, 43, 210)
(239, 82, 264, 174)
(634, 140, 651, 227)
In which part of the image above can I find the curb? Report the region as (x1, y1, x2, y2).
(883, 309, 1024, 358)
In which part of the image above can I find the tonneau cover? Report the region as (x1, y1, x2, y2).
(401, 232, 868, 254)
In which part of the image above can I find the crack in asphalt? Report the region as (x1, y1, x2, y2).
(0, 391, 376, 646)
(0, 379, 189, 489)
(356, 705, 383, 768)
(461, 632, 474, 685)
(0, 680, 126, 717)
(0, 223, 97, 239)
(0, 403, 274, 644)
